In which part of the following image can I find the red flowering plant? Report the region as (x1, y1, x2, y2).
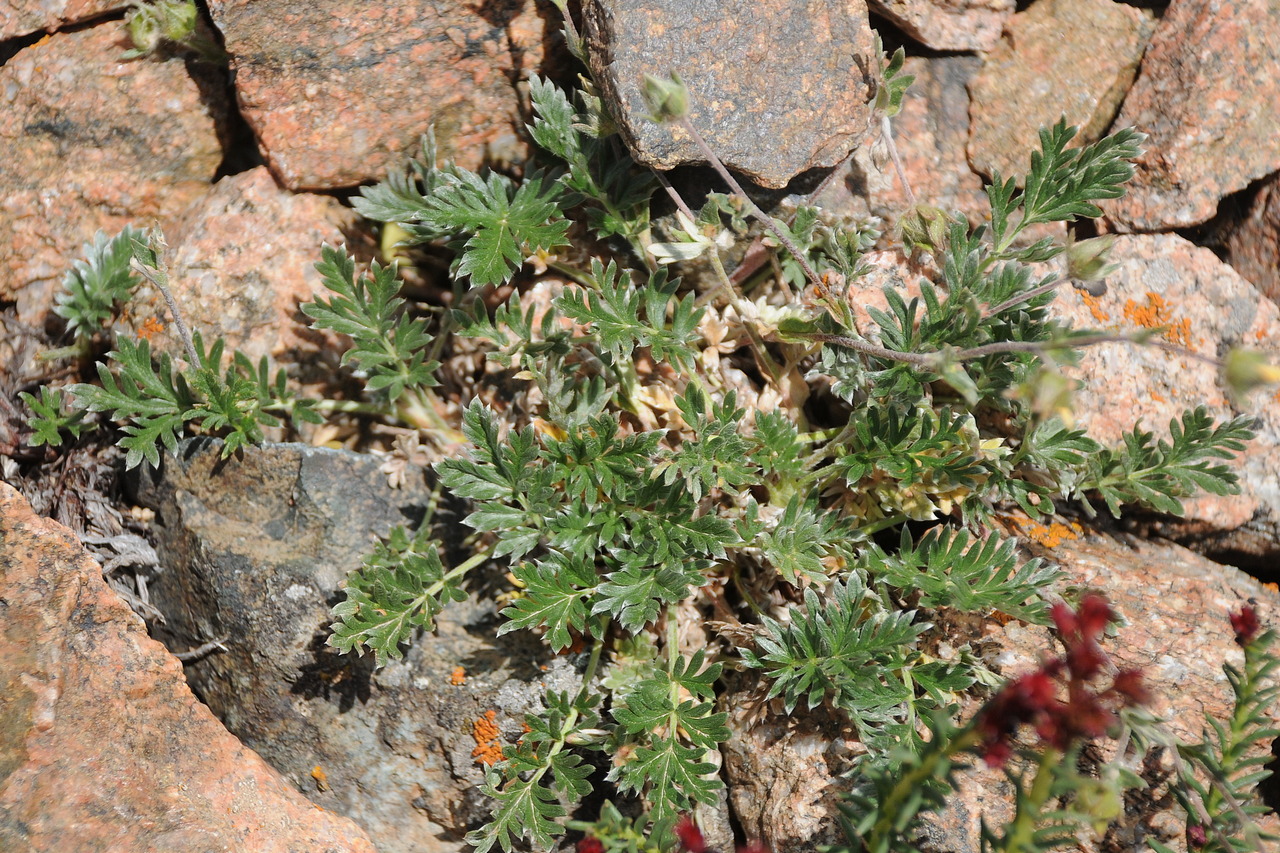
(973, 594, 1147, 770)
(840, 600, 1280, 853)
(840, 593, 1150, 853)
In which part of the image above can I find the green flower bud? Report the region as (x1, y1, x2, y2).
(1223, 347, 1280, 403)
(641, 72, 690, 123)
(1066, 234, 1117, 283)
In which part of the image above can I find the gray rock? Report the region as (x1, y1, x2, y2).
(584, 0, 877, 189)
(131, 438, 576, 853)
(0, 482, 377, 853)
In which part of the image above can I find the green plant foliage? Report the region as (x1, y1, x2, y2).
(862, 527, 1062, 623)
(610, 650, 730, 825)
(53, 227, 144, 339)
(328, 525, 467, 666)
(1074, 406, 1255, 517)
(742, 575, 930, 722)
(65, 332, 320, 469)
(1145, 622, 1280, 853)
(528, 75, 656, 245)
(19, 385, 91, 447)
(304, 245, 440, 402)
(25, 66, 1274, 853)
(466, 689, 604, 853)
(558, 261, 702, 371)
(353, 132, 571, 287)
(567, 801, 664, 853)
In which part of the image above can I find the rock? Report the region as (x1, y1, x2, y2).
(866, 0, 1014, 52)
(118, 167, 358, 362)
(584, 0, 877, 189)
(0, 481, 377, 853)
(1101, 0, 1280, 231)
(722, 530, 1280, 852)
(0, 24, 223, 330)
(207, 0, 545, 190)
(0, 0, 124, 40)
(812, 55, 988, 233)
(130, 438, 580, 853)
(1226, 175, 1280, 304)
(967, 0, 1154, 182)
(1053, 234, 1280, 559)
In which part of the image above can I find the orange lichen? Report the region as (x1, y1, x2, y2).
(1122, 292, 1194, 348)
(471, 710, 505, 766)
(137, 317, 166, 342)
(1150, 391, 1167, 403)
(310, 765, 329, 792)
(1012, 516, 1083, 549)
(450, 666, 466, 686)
(1079, 291, 1111, 324)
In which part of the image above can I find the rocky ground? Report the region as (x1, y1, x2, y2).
(1, 0, 1279, 851)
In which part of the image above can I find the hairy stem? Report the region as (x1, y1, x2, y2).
(676, 116, 825, 291)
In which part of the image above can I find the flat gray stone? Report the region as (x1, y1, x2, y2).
(131, 439, 578, 853)
(585, 0, 877, 189)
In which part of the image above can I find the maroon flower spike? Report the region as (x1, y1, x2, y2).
(1186, 822, 1208, 848)
(1111, 668, 1149, 705)
(577, 837, 605, 853)
(1229, 605, 1261, 646)
(675, 815, 707, 853)
(975, 593, 1144, 767)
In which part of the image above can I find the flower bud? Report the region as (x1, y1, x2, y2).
(641, 72, 690, 123)
(1065, 234, 1117, 283)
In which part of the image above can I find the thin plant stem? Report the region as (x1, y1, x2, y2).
(881, 114, 916, 206)
(676, 116, 825, 291)
(131, 233, 198, 366)
(654, 168, 698, 223)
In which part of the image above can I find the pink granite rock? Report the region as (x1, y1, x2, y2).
(0, 0, 124, 40)
(0, 24, 222, 329)
(584, 0, 877, 189)
(867, 0, 1014, 52)
(0, 481, 377, 852)
(1227, 175, 1280, 304)
(1102, 0, 1280, 231)
(814, 55, 989, 233)
(207, 0, 545, 190)
(722, 530, 1279, 852)
(1055, 234, 1280, 556)
(967, 0, 1154, 182)
(119, 167, 358, 362)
